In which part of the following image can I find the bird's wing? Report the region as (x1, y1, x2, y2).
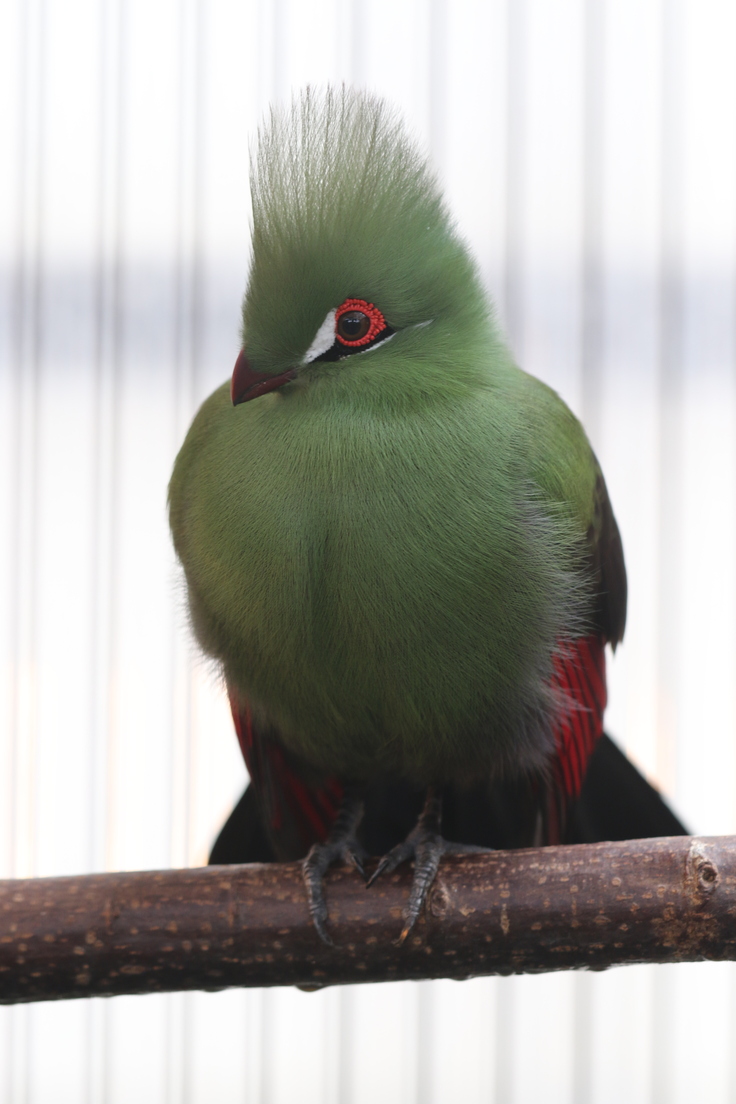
(541, 463, 627, 841)
(227, 685, 344, 861)
(589, 466, 627, 647)
(545, 632, 608, 842)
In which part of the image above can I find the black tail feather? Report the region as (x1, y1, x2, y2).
(566, 733, 688, 843)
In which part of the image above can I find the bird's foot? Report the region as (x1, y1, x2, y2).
(302, 787, 367, 945)
(367, 788, 487, 944)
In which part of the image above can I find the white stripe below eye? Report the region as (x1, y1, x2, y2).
(350, 319, 431, 357)
(302, 309, 336, 364)
(349, 319, 430, 356)
(350, 331, 396, 356)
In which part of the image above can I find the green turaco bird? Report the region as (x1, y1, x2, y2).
(169, 87, 680, 944)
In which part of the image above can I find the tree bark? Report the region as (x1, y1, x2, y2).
(0, 835, 733, 1004)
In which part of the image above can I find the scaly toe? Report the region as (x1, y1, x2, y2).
(396, 833, 447, 942)
(301, 831, 366, 944)
(302, 844, 336, 944)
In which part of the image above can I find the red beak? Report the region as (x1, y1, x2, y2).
(230, 349, 298, 405)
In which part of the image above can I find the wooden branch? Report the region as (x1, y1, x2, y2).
(0, 836, 734, 1004)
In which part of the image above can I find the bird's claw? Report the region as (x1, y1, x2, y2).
(366, 789, 447, 942)
(301, 785, 367, 944)
(368, 789, 490, 942)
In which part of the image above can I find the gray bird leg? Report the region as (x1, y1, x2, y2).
(367, 786, 488, 943)
(302, 785, 368, 945)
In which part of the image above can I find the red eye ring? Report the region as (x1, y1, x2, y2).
(334, 299, 387, 347)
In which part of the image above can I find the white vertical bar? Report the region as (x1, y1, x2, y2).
(33, 0, 101, 885)
(169, 0, 203, 877)
(677, 0, 736, 838)
(580, 0, 606, 448)
(521, 0, 584, 409)
(186, 991, 249, 1104)
(441, 0, 508, 306)
(196, 0, 257, 400)
(504, 0, 527, 359)
(344, 982, 419, 1104)
(106, 3, 182, 1101)
(651, 2, 686, 1097)
(427, 977, 497, 1104)
(668, 5, 736, 1100)
(6, 4, 44, 1098)
(509, 973, 576, 1103)
(588, 964, 654, 1104)
(0, 0, 24, 884)
(598, 0, 664, 790)
(268, 0, 343, 97)
(261, 986, 348, 1104)
(87, 2, 124, 1092)
(11, 0, 44, 888)
(107, 995, 169, 1104)
(655, 0, 685, 809)
(351, 0, 433, 148)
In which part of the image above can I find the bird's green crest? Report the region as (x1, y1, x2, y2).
(243, 86, 488, 378)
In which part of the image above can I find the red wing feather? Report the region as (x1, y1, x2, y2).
(545, 633, 607, 843)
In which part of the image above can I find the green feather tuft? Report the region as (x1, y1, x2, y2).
(244, 86, 488, 381)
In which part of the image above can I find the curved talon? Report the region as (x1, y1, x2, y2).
(366, 841, 413, 887)
(349, 846, 368, 881)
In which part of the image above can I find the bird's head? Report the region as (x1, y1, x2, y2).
(232, 87, 497, 409)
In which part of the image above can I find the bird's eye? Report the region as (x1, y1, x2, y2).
(337, 311, 371, 342)
(334, 299, 387, 347)
(303, 298, 394, 365)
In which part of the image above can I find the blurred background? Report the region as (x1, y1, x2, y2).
(1, 0, 736, 1100)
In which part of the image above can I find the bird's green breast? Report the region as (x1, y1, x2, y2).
(169, 371, 596, 784)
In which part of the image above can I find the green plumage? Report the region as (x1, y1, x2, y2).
(169, 88, 604, 787)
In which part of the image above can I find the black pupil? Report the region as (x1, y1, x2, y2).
(338, 311, 371, 340)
